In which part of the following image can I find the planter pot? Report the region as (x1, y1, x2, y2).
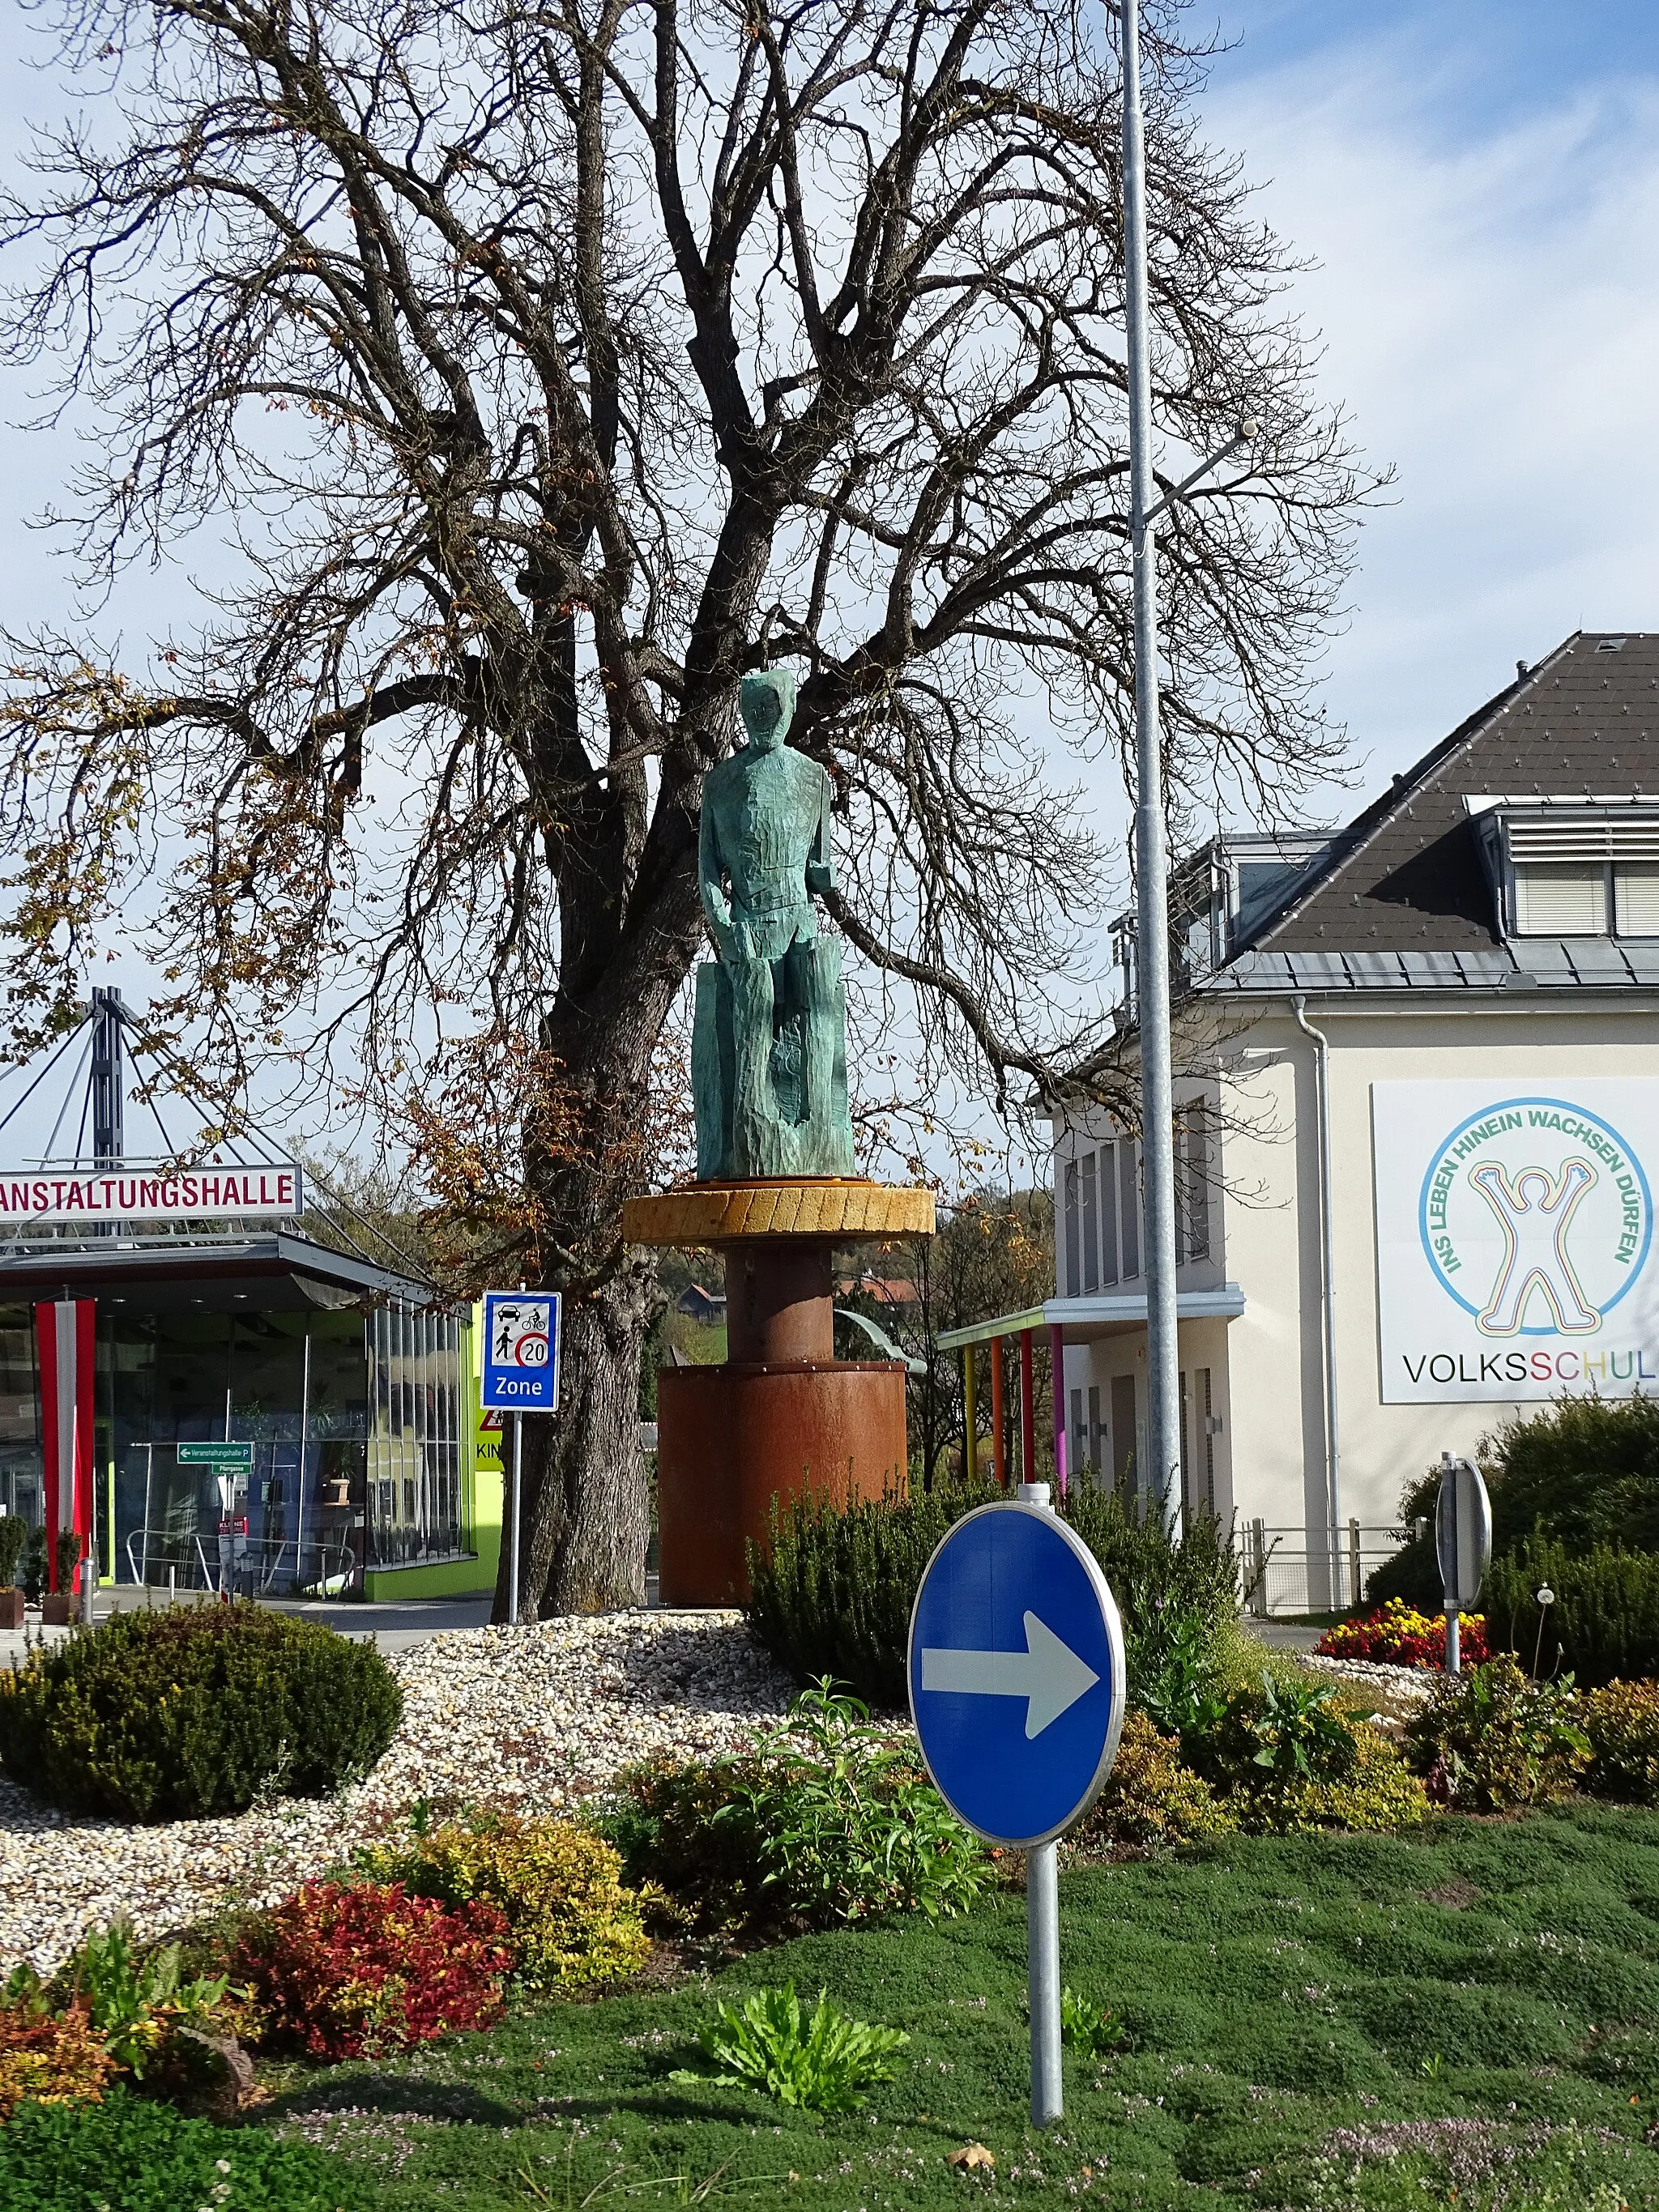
(40, 1593, 75, 1626)
(0, 1588, 22, 1629)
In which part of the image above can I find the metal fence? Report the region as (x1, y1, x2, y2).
(124, 1525, 357, 1601)
(1239, 1521, 1408, 1617)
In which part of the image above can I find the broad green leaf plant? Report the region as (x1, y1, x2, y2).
(675, 1984, 909, 2116)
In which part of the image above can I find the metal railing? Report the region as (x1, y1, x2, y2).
(1239, 1520, 1408, 1617)
(124, 1526, 356, 1600)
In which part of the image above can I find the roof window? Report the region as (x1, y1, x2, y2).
(1512, 863, 1606, 936)
(1597, 637, 1627, 653)
(1465, 797, 1659, 940)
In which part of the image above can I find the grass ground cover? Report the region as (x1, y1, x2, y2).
(199, 1802, 1659, 2212)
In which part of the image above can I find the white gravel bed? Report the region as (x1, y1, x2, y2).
(0, 1611, 791, 1975)
(1303, 1652, 1436, 1705)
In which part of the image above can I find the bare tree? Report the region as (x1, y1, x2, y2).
(0, 0, 1373, 1614)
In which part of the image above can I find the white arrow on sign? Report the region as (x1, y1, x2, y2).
(920, 1611, 1100, 1740)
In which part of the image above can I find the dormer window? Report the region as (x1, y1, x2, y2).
(1512, 861, 1606, 936)
(1465, 796, 1659, 940)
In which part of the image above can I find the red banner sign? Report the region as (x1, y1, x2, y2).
(36, 1299, 94, 1595)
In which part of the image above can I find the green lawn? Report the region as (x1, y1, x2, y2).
(232, 1803, 1659, 2210)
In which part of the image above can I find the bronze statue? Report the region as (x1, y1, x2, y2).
(693, 669, 854, 1178)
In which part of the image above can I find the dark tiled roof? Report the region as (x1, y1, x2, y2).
(1253, 631, 1659, 956)
(1213, 940, 1659, 993)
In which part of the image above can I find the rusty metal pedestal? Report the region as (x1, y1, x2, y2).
(623, 1180, 936, 1606)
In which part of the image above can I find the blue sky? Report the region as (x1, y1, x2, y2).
(1193, 0, 1659, 803)
(5, 2, 1653, 824)
(2, 0, 1658, 1152)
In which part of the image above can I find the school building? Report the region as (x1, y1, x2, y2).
(1047, 630, 1659, 1608)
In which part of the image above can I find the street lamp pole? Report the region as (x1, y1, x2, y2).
(1120, 0, 1183, 1535)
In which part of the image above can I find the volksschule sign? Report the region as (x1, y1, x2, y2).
(1374, 1080, 1655, 1402)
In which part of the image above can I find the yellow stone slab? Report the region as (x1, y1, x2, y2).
(623, 1179, 936, 1247)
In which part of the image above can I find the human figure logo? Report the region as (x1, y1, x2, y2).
(1418, 1097, 1650, 1336)
(1469, 1159, 1600, 1334)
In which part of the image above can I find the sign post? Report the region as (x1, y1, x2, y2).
(179, 1445, 254, 1600)
(1435, 1451, 1492, 1676)
(908, 1483, 1125, 2125)
(481, 1290, 562, 1626)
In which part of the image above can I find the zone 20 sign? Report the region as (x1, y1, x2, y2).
(1374, 1080, 1658, 1403)
(481, 1292, 562, 1413)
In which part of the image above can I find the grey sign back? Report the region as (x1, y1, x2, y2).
(1435, 1455, 1493, 1613)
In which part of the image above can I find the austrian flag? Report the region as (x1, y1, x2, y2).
(35, 1298, 94, 1595)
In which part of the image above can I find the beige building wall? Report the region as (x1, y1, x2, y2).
(1055, 991, 1659, 1595)
(1213, 995, 1659, 1549)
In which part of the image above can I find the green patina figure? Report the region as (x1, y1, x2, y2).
(693, 669, 854, 1179)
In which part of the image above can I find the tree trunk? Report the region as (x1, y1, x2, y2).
(488, 948, 682, 1623)
(489, 1251, 655, 1622)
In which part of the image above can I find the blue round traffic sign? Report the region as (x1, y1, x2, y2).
(907, 1499, 1125, 1848)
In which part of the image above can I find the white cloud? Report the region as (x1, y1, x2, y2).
(1205, 35, 1659, 797)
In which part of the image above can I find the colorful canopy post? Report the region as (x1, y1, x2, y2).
(1018, 1328, 1036, 1487)
(1050, 1321, 1068, 1498)
(962, 1341, 978, 1483)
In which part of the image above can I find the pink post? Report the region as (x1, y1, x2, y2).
(1049, 1322, 1068, 1498)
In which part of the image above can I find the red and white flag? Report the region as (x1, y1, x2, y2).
(36, 1299, 94, 1594)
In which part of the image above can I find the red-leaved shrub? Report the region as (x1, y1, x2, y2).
(1318, 1598, 1490, 1670)
(231, 1879, 512, 2061)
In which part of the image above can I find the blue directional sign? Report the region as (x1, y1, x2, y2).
(908, 1500, 1125, 1848)
(481, 1290, 562, 1413)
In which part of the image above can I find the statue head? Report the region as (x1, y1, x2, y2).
(739, 667, 796, 754)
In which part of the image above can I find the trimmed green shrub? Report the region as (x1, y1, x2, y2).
(1476, 1393, 1659, 1554)
(19, 1524, 46, 1604)
(0, 1514, 25, 1589)
(603, 1681, 987, 1932)
(1404, 1653, 1590, 1809)
(0, 2082, 365, 2210)
(1485, 1538, 1659, 1687)
(1580, 1677, 1659, 1803)
(744, 1481, 957, 1710)
(356, 1810, 651, 1989)
(0, 1601, 402, 1821)
(1363, 1531, 1439, 1609)
(1369, 1395, 1659, 1609)
(747, 1479, 1238, 1708)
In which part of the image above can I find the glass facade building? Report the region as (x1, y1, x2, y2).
(0, 1234, 480, 1600)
